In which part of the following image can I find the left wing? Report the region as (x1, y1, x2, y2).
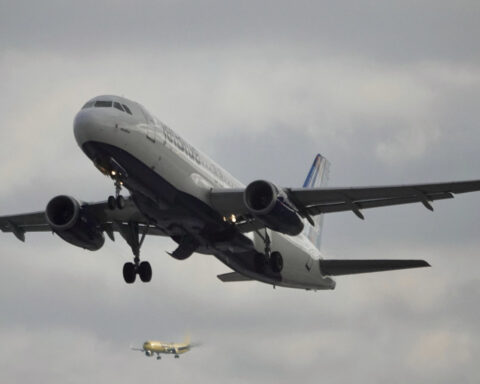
(210, 179, 480, 221)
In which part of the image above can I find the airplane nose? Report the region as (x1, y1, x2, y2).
(73, 109, 107, 147)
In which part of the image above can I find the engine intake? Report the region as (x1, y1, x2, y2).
(244, 180, 304, 236)
(45, 195, 105, 251)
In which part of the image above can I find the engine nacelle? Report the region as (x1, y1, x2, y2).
(244, 180, 304, 236)
(145, 350, 152, 357)
(45, 195, 105, 251)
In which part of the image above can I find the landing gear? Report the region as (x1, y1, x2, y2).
(120, 221, 152, 284)
(123, 262, 136, 283)
(138, 261, 152, 282)
(254, 229, 283, 273)
(270, 251, 283, 273)
(122, 258, 152, 284)
(156, 355, 161, 360)
(174, 355, 179, 359)
(108, 178, 126, 210)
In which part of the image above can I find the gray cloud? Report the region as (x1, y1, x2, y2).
(1, 1, 480, 383)
(2, 1, 480, 65)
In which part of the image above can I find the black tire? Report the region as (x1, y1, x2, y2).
(108, 195, 116, 210)
(138, 261, 152, 282)
(270, 251, 283, 273)
(123, 262, 136, 284)
(116, 195, 126, 209)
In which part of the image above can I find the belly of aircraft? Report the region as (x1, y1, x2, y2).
(82, 140, 334, 290)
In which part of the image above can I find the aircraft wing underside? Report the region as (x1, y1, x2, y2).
(0, 198, 167, 242)
(210, 179, 480, 221)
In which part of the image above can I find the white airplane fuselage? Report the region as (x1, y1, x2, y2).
(74, 95, 335, 290)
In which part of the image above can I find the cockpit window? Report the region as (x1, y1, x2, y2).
(113, 102, 124, 112)
(94, 100, 113, 108)
(82, 101, 94, 109)
(122, 104, 132, 115)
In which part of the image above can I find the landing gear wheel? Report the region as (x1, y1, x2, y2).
(121, 221, 152, 284)
(174, 355, 179, 359)
(270, 251, 283, 273)
(123, 262, 136, 283)
(156, 355, 161, 360)
(116, 195, 126, 209)
(138, 261, 152, 282)
(108, 195, 116, 210)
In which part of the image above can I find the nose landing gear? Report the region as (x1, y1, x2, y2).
(120, 221, 152, 284)
(108, 178, 126, 210)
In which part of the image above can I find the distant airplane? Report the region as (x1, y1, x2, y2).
(1, 95, 480, 290)
(132, 335, 198, 359)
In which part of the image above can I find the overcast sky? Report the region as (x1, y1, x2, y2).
(1, 1, 480, 383)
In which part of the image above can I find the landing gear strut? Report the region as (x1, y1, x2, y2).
(121, 221, 152, 284)
(108, 176, 126, 210)
(254, 229, 283, 273)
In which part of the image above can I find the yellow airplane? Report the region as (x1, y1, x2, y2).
(131, 335, 199, 359)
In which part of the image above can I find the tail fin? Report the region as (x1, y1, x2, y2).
(184, 332, 191, 345)
(302, 154, 330, 249)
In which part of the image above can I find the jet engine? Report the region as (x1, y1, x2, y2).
(45, 195, 105, 250)
(145, 350, 152, 357)
(244, 180, 304, 236)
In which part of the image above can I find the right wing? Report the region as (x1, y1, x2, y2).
(0, 198, 167, 242)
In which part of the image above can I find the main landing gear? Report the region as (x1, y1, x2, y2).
(255, 229, 284, 273)
(121, 221, 152, 284)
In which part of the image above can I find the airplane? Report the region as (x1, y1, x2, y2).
(1, 95, 480, 291)
(131, 334, 198, 359)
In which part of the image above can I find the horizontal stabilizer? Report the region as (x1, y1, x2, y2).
(217, 272, 253, 282)
(319, 259, 430, 276)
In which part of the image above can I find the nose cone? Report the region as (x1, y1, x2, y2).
(73, 108, 107, 147)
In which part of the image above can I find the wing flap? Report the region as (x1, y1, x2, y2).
(320, 259, 430, 276)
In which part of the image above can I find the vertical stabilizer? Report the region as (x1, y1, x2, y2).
(302, 154, 330, 249)
(184, 332, 191, 345)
